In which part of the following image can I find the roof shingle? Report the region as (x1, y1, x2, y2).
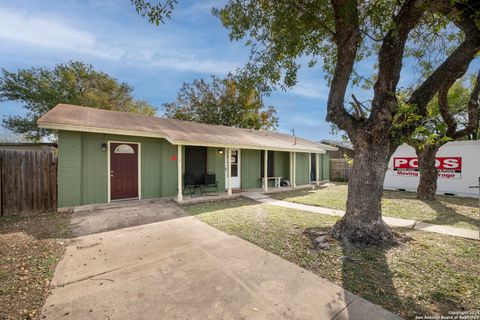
(38, 104, 336, 153)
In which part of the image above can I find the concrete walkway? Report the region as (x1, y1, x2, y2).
(243, 193, 479, 241)
(42, 213, 401, 319)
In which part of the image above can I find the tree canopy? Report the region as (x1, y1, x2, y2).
(163, 74, 278, 130)
(132, 0, 480, 245)
(0, 61, 156, 140)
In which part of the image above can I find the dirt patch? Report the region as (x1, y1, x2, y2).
(0, 213, 71, 320)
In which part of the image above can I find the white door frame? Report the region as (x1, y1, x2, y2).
(225, 149, 241, 189)
(107, 141, 141, 203)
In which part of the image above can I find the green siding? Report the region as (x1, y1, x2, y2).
(58, 129, 330, 207)
(295, 152, 309, 185)
(58, 131, 82, 208)
(81, 133, 108, 205)
(241, 149, 261, 189)
(57, 131, 177, 207)
(322, 153, 330, 181)
(160, 141, 178, 198)
(207, 147, 225, 191)
(140, 140, 163, 199)
(274, 151, 290, 180)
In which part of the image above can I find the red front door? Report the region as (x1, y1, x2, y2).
(110, 143, 138, 200)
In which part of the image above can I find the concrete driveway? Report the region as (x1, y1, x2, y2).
(71, 199, 187, 237)
(43, 203, 400, 320)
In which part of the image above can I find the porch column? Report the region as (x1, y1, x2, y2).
(293, 152, 297, 188)
(315, 153, 320, 186)
(264, 149, 268, 192)
(227, 148, 232, 196)
(289, 152, 293, 187)
(308, 153, 312, 183)
(177, 144, 183, 202)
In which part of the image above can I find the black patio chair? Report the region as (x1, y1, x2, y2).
(202, 172, 218, 196)
(183, 173, 199, 196)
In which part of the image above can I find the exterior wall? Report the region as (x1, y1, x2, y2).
(58, 129, 331, 207)
(322, 153, 330, 181)
(241, 149, 262, 189)
(58, 131, 82, 208)
(295, 152, 309, 185)
(207, 147, 226, 192)
(274, 151, 290, 180)
(58, 131, 177, 207)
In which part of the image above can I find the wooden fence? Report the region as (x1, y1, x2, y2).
(0, 150, 57, 216)
(329, 159, 353, 182)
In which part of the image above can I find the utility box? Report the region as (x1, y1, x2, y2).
(383, 141, 480, 198)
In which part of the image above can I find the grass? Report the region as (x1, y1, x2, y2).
(184, 198, 480, 319)
(269, 183, 480, 230)
(0, 212, 71, 320)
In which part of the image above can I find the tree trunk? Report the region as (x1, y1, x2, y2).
(416, 144, 440, 201)
(331, 139, 396, 246)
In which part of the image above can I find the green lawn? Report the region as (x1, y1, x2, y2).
(184, 198, 480, 320)
(269, 183, 479, 230)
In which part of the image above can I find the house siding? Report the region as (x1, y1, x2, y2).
(274, 151, 290, 180)
(207, 147, 226, 192)
(58, 131, 82, 208)
(241, 149, 261, 189)
(295, 152, 309, 185)
(58, 131, 177, 207)
(57, 130, 329, 207)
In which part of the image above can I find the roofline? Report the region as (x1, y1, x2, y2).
(38, 121, 327, 154)
(320, 140, 353, 151)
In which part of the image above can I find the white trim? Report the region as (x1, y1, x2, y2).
(315, 153, 320, 186)
(172, 139, 326, 154)
(39, 121, 327, 154)
(293, 152, 297, 187)
(264, 149, 268, 192)
(227, 148, 232, 195)
(308, 153, 312, 182)
(177, 144, 183, 202)
(39, 122, 170, 141)
(107, 140, 141, 203)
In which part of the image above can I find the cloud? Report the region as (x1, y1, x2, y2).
(289, 82, 329, 99)
(0, 6, 238, 74)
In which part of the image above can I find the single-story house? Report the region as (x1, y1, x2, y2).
(38, 104, 336, 209)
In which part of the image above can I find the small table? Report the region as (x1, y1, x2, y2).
(261, 176, 283, 188)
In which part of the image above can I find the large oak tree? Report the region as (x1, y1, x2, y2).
(133, 0, 480, 245)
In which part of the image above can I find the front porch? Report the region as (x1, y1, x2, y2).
(176, 144, 328, 203)
(176, 183, 320, 205)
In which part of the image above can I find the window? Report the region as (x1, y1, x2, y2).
(260, 151, 274, 177)
(114, 144, 135, 154)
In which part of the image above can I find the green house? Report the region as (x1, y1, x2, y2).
(38, 104, 336, 209)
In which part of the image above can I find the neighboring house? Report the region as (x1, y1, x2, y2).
(320, 140, 355, 159)
(0, 142, 57, 152)
(38, 104, 335, 209)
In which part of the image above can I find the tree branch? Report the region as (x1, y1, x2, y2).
(326, 0, 361, 133)
(438, 82, 457, 136)
(451, 70, 480, 139)
(409, 36, 480, 116)
(370, 0, 426, 125)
